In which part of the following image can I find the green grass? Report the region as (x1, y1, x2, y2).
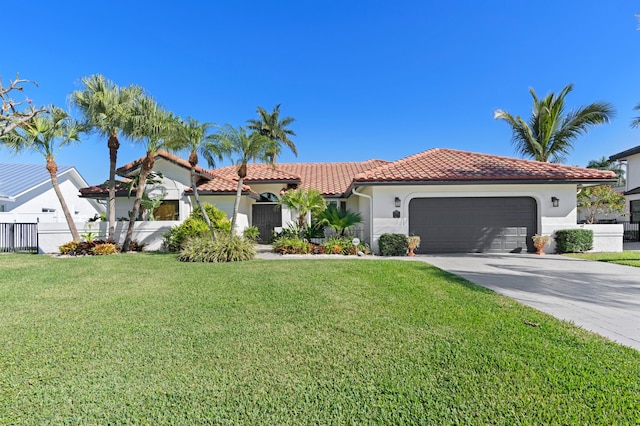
(1, 254, 639, 424)
(565, 251, 640, 267)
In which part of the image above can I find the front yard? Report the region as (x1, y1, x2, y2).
(1, 254, 639, 424)
(565, 250, 640, 267)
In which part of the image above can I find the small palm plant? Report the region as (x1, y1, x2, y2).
(317, 204, 362, 237)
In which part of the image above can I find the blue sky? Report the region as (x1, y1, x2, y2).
(2, 1, 640, 185)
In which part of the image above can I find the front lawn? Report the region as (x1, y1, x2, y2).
(1, 254, 639, 424)
(565, 251, 640, 267)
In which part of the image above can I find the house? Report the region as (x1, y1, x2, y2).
(79, 148, 618, 253)
(610, 145, 640, 224)
(0, 163, 104, 223)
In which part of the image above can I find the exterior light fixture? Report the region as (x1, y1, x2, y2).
(394, 197, 401, 208)
(551, 196, 559, 208)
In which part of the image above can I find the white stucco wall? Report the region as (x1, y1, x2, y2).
(362, 183, 583, 253)
(37, 221, 179, 253)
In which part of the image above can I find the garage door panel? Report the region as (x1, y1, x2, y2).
(409, 197, 537, 253)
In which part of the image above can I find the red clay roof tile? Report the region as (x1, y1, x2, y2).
(353, 149, 617, 183)
(117, 150, 216, 179)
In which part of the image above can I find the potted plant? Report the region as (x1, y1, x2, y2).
(531, 234, 551, 255)
(406, 235, 421, 256)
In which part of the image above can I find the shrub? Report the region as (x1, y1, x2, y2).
(92, 243, 118, 255)
(163, 203, 232, 252)
(127, 239, 146, 252)
(179, 234, 256, 262)
(243, 226, 260, 242)
(555, 229, 594, 253)
(379, 233, 408, 256)
(59, 241, 78, 255)
(272, 236, 313, 254)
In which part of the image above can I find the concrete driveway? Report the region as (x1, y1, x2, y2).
(421, 253, 640, 351)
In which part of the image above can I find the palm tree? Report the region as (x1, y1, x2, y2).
(0, 106, 83, 241)
(121, 95, 175, 252)
(170, 117, 227, 240)
(279, 188, 326, 233)
(317, 204, 363, 237)
(586, 156, 625, 186)
(494, 84, 614, 163)
(210, 125, 272, 236)
(246, 104, 298, 162)
(72, 74, 142, 239)
(631, 103, 640, 128)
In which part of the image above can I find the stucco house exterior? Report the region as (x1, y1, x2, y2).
(79, 148, 618, 254)
(610, 145, 640, 224)
(0, 163, 104, 223)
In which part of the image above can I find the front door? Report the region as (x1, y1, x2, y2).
(252, 204, 281, 243)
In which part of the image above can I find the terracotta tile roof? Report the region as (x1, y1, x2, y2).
(117, 150, 216, 179)
(211, 164, 301, 183)
(79, 180, 132, 198)
(353, 149, 617, 183)
(211, 160, 389, 196)
(186, 175, 256, 196)
(277, 160, 389, 196)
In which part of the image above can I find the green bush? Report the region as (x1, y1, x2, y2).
(555, 229, 594, 253)
(272, 236, 313, 254)
(243, 226, 260, 242)
(379, 233, 408, 256)
(179, 234, 256, 262)
(163, 204, 231, 252)
(321, 236, 369, 255)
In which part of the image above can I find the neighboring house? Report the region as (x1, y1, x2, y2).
(80, 148, 616, 253)
(0, 163, 104, 223)
(610, 145, 640, 224)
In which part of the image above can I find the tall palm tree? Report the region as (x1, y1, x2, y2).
(246, 104, 298, 163)
(121, 96, 175, 252)
(210, 125, 272, 236)
(72, 74, 142, 239)
(170, 117, 227, 240)
(494, 84, 614, 163)
(0, 106, 83, 241)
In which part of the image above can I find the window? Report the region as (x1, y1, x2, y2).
(42, 208, 56, 213)
(260, 192, 279, 202)
(0, 205, 4, 212)
(153, 200, 179, 220)
(631, 200, 640, 223)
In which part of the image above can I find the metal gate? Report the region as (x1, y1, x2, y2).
(0, 223, 39, 254)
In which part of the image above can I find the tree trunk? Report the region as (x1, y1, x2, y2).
(230, 175, 244, 237)
(47, 157, 80, 242)
(191, 166, 216, 241)
(107, 131, 120, 240)
(122, 155, 152, 252)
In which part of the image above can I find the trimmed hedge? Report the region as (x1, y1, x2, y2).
(555, 229, 593, 253)
(379, 233, 408, 256)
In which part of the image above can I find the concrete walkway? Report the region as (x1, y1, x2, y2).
(421, 253, 640, 351)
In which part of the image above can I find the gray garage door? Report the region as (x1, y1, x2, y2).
(408, 197, 537, 253)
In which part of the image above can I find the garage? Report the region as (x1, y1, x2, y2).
(408, 197, 537, 253)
